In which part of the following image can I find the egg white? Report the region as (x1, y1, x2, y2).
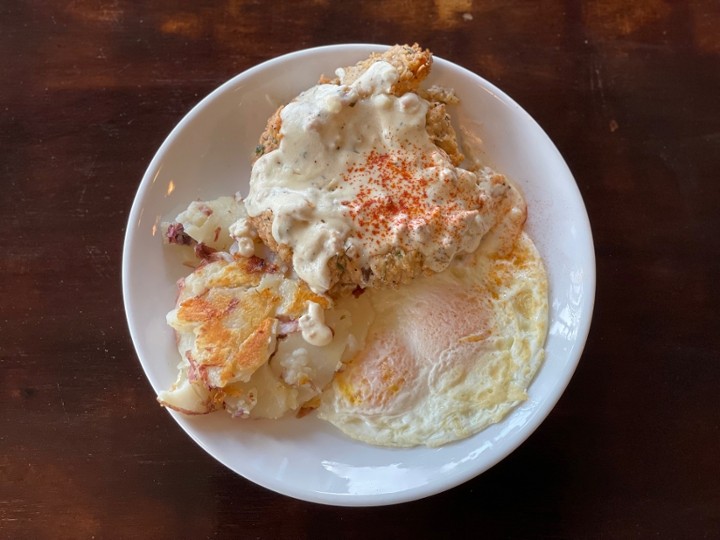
(318, 231, 548, 447)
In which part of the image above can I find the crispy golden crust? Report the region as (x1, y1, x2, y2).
(255, 105, 283, 159)
(326, 176, 526, 296)
(248, 209, 293, 262)
(250, 181, 526, 298)
(255, 100, 463, 166)
(248, 45, 521, 294)
(329, 246, 428, 297)
(177, 284, 279, 386)
(425, 101, 464, 167)
(253, 44, 438, 160)
(216, 317, 276, 384)
(336, 43, 432, 95)
(172, 256, 329, 386)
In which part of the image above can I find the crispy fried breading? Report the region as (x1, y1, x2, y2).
(425, 101, 464, 166)
(250, 176, 526, 297)
(255, 105, 283, 159)
(248, 45, 524, 296)
(253, 44, 445, 160)
(335, 43, 432, 95)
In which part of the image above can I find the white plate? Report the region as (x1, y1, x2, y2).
(122, 44, 595, 506)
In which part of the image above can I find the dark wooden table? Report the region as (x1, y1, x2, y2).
(3, 1, 719, 537)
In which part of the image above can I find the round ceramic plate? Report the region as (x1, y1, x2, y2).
(122, 44, 595, 506)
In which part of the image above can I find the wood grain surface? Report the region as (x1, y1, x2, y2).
(2, 1, 719, 538)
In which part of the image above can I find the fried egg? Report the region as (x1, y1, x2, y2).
(318, 230, 548, 447)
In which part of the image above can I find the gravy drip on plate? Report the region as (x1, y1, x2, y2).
(245, 61, 500, 293)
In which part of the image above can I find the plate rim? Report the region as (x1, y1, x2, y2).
(122, 42, 596, 506)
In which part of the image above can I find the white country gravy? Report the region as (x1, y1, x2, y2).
(242, 61, 511, 293)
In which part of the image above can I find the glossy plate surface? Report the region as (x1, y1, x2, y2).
(122, 44, 595, 506)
